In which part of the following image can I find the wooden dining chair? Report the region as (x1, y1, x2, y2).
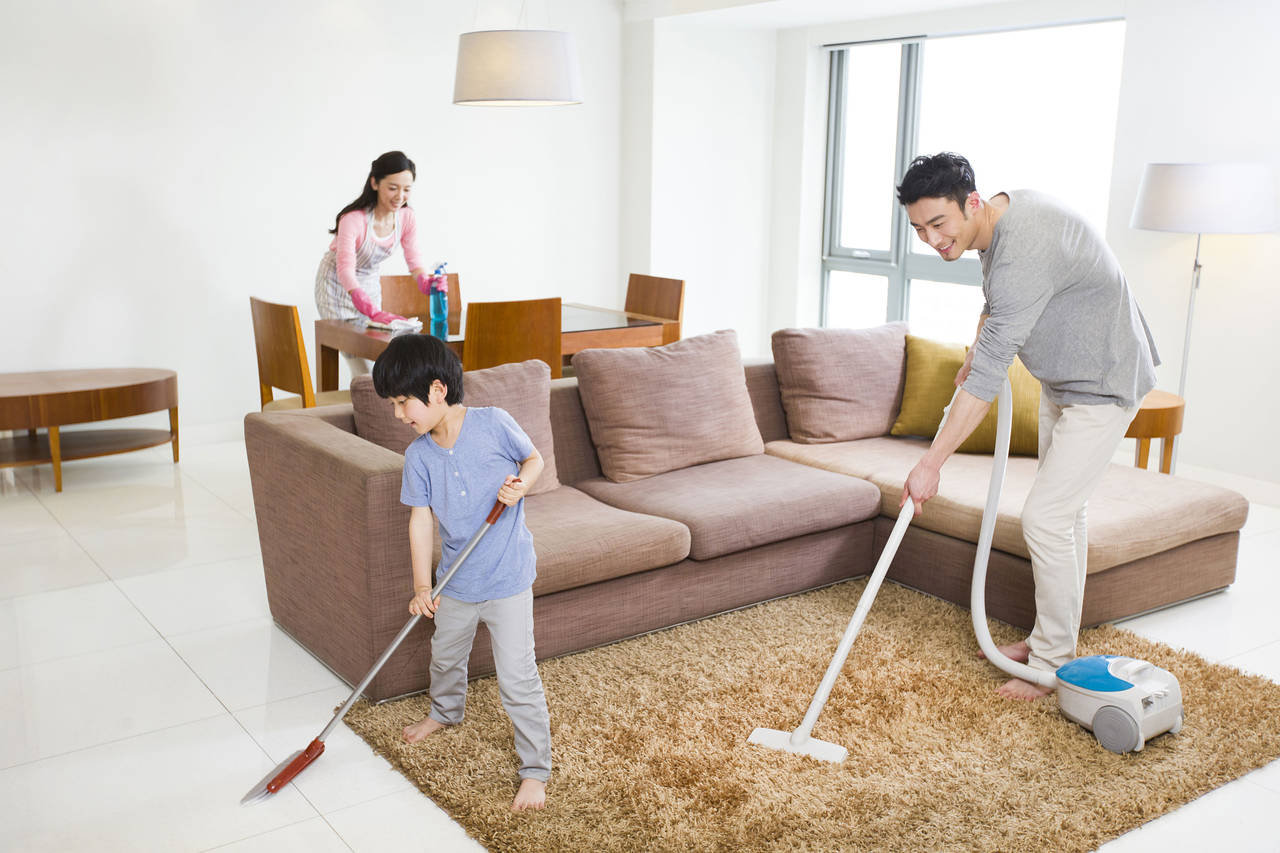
(249, 297, 352, 411)
(381, 273, 462, 334)
(625, 273, 685, 343)
(462, 297, 562, 378)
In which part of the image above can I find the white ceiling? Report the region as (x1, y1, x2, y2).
(628, 0, 1007, 29)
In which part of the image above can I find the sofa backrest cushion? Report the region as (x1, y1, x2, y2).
(770, 323, 908, 444)
(743, 359, 790, 443)
(350, 359, 561, 495)
(889, 334, 1040, 456)
(571, 329, 764, 482)
(548, 378, 602, 485)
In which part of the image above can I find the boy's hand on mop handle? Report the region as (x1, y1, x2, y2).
(496, 476, 526, 507)
(409, 586, 440, 618)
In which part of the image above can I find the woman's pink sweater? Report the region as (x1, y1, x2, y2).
(328, 206, 427, 292)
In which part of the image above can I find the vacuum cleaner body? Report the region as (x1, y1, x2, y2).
(1054, 654, 1184, 753)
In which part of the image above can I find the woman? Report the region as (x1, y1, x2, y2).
(314, 151, 433, 374)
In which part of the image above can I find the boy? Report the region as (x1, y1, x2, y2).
(895, 152, 1159, 701)
(371, 333, 551, 812)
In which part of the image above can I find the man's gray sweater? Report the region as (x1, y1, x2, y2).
(964, 189, 1159, 407)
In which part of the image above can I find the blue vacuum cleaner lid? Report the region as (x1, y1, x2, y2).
(1056, 655, 1133, 692)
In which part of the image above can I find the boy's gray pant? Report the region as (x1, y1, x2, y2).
(428, 586, 551, 782)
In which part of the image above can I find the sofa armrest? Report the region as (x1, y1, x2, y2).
(243, 411, 411, 686)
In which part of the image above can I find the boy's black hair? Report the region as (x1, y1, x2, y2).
(371, 333, 464, 405)
(896, 152, 977, 209)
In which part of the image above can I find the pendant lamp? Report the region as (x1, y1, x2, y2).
(453, 29, 582, 106)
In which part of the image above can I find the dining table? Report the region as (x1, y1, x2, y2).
(314, 302, 679, 392)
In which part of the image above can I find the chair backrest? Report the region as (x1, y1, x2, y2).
(625, 273, 685, 340)
(381, 273, 462, 334)
(249, 296, 316, 408)
(462, 297, 562, 378)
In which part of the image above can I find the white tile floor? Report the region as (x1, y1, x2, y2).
(1, 438, 1278, 852)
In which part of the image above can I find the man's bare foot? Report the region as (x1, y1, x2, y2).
(512, 778, 546, 812)
(979, 639, 1031, 663)
(402, 716, 446, 744)
(997, 677, 1053, 701)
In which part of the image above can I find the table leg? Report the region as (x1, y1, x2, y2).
(319, 344, 339, 392)
(1159, 436, 1174, 475)
(169, 406, 180, 463)
(49, 426, 62, 492)
(1134, 438, 1151, 470)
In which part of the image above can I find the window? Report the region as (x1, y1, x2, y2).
(822, 21, 1126, 337)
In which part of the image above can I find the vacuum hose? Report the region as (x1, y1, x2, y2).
(962, 378, 1058, 689)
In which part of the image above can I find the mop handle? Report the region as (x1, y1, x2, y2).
(791, 497, 915, 744)
(316, 495, 511, 743)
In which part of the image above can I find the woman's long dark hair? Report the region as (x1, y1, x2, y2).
(329, 151, 417, 234)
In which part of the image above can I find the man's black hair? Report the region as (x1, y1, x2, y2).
(371, 333, 464, 405)
(896, 152, 977, 209)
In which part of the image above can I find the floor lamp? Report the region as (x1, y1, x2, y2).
(1129, 162, 1279, 472)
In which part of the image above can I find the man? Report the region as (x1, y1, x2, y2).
(897, 152, 1159, 700)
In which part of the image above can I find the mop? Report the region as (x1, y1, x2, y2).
(241, 497, 509, 805)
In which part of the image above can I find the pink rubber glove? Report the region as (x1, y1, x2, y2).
(416, 272, 432, 295)
(349, 289, 406, 325)
(349, 288, 378, 318)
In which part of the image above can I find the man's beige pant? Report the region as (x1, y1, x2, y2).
(1023, 395, 1140, 673)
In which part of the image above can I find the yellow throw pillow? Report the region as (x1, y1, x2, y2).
(890, 336, 965, 439)
(889, 334, 1040, 456)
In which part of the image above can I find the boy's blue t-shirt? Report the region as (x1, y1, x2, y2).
(400, 406, 536, 603)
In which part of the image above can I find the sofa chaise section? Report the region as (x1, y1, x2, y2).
(766, 427, 1249, 629)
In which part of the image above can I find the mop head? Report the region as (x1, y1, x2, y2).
(748, 727, 848, 763)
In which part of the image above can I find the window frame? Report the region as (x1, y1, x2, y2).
(819, 21, 1120, 328)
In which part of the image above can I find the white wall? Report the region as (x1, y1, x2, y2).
(1104, 0, 1280, 482)
(0, 0, 622, 433)
(647, 22, 777, 356)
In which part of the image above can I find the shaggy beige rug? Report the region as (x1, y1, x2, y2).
(344, 581, 1280, 852)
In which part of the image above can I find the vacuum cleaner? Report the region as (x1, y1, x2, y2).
(970, 379, 1183, 754)
(749, 378, 1182, 762)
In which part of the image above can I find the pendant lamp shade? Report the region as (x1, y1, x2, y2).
(453, 30, 582, 106)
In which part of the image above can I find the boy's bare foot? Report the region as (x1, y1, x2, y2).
(512, 778, 546, 812)
(979, 639, 1031, 663)
(997, 677, 1054, 701)
(402, 716, 446, 744)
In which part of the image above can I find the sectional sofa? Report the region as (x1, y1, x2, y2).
(243, 327, 1249, 702)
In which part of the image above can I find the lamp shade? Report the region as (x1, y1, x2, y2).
(453, 30, 582, 106)
(1130, 162, 1280, 234)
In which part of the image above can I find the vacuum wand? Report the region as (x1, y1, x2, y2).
(747, 498, 916, 763)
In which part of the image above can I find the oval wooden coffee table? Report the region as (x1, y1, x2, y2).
(0, 369, 179, 492)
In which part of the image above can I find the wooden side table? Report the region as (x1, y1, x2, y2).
(1124, 389, 1184, 474)
(0, 369, 179, 492)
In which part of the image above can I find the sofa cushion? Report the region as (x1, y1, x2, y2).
(523, 486, 691, 596)
(571, 330, 764, 482)
(574, 454, 881, 561)
(771, 322, 907, 444)
(350, 359, 560, 495)
(765, 437, 1250, 572)
(890, 334, 1040, 456)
